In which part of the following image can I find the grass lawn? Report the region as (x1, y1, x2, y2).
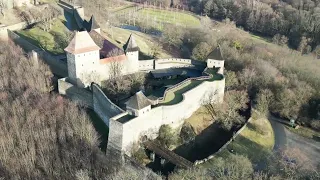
(138, 8, 200, 29)
(285, 126, 320, 142)
(86, 109, 109, 152)
(102, 26, 171, 58)
(250, 34, 272, 45)
(159, 80, 203, 105)
(17, 17, 69, 55)
(208, 118, 275, 165)
(185, 106, 212, 135)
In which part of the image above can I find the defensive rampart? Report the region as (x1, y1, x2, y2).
(108, 75, 225, 153)
(58, 78, 93, 108)
(92, 84, 124, 126)
(8, 30, 68, 77)
(139, 59, 206, 72)
(154, 58, 206, 70)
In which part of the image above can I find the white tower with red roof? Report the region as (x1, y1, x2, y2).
(64, 31, 101, 87)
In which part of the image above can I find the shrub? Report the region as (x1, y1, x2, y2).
(158, 125, 179, 149)
(180, 123, 196, 143)
(310, 120, 320, 131)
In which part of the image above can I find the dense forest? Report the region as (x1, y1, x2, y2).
(0, 41, 157, 179)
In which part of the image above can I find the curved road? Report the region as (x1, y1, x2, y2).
(269, 116, 320, 167)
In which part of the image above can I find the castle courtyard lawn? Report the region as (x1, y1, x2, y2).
(159, 80, 203, 106)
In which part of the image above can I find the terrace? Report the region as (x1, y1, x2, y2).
(156, 68, 223, 106)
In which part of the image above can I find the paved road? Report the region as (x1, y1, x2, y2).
(269, 116, 320, 167)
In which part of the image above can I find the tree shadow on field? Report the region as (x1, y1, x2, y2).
(173, 122, 233, 162)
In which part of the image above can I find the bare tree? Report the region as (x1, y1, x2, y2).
(0, 0, 6, 17)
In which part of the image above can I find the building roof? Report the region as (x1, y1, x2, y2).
(88, 30, 124, 58)
(64, 31, 100, 54)
(126, 91, 151, 110)
(123, 34, 140, 52)
(207, 45, 224, 60)
(84, 15, 100, 32)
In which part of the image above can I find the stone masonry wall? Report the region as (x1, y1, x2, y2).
(58, 78, 93, 108)
(109, 78, 225, 154)
(92, 84, 124, 126)
(139, 60, 154, 71)
(154, 59, 206, 70)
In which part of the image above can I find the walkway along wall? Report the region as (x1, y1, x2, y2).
(138, 58, 206, 72)
(108, 77, 225, 154)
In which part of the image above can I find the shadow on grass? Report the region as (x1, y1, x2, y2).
(313, 135, 320, 142)
(86, 109, 109, 152)
(174, 122, 233, 162)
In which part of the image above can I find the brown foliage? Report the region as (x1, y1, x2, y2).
(0, 41, 115, 179)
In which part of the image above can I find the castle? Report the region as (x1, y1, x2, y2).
(64, 16, 140, 88)
(59, 16, 226, 154)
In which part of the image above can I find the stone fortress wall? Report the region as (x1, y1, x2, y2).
(138, 58, 206, 71)
(108, 73, 225, 154)
(92, 84, 124, 125)
(58, 78, 93, 108)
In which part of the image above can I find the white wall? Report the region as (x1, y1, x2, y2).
(154, 59, 206, 70)
(68, 50, 100, 87)
(125, 51, 139, 74)
(109, 78, 226, 153)
(139, 60, 154, 71)
(207, 59, 225, 74)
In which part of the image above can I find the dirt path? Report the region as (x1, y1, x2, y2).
(269, 116, 320, 167)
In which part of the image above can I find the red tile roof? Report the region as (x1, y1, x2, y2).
(64, 31, 100, 54)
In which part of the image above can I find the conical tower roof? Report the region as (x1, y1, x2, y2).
(123, 34, 140, 52)
(126, 91, 151, 110)
(83, 15, 100, 32)
(64, 31, 100, 54)
(207, 45, 224, 60)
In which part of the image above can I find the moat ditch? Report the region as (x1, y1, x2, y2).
(145, 106, 252, 176)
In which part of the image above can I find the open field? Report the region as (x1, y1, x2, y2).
(185, 106, 212, 135)
(211, 118, 275, 165)
(115, 6, 201, 31)
(102, 26, 172, 58)
(138, 8, 200, 27)
(17, 17, 69, 54)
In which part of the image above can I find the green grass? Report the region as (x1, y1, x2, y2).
(185, 106, 212, 134)
(17, 18, 69, 55)
(160, 80, 203, 105)
(216, 118, 275, 164)
(250, 34, 272, 45)
(86, 109, 109, 152)
(285, 126, 320, 142)
(137, 8, 200, 30)
(102, 26, 171, 58)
